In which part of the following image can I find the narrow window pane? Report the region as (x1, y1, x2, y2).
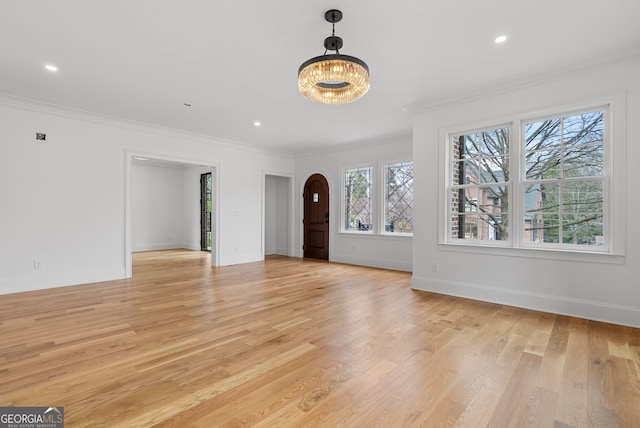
(456, 213, 508, 241)
(525, 118, 562, 152)
(562, 180, 603, 213)
(525, 148, 562, 180)
(463, 128, 510, 158)
(563, 111, 604, 146)
(524, 183, 561, 214)
(450, 185, 508, 240)
(459, 157, 509, 184)
(344, 167, 373, 231)
(385, 162, 413, 233)
(562, 145, 604, 178)
(524, 213, 560, 244)
(561, 214, 603, 245)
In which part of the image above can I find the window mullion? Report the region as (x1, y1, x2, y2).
(512, 119, 522, 248)
(378, 159, 384, 234)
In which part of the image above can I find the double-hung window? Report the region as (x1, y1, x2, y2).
(445, 103, 617, 256)
(522, 110, 605, 248)
(449, 126, 510, 242)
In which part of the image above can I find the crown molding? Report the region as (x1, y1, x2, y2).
(0, 93, 295, 159)
(405, 44, 640, 115)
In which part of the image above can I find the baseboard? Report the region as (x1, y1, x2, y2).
(0, 267, 127, 296)
(132, 243, 189, 252)
(220, 252, 264, 266)
(411, 275, 640, 328)
(332, 253, 412, 272)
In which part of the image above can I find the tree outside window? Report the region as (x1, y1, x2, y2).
(344, 166, 373, 231)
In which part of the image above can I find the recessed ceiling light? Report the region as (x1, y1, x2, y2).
(45, 64, 58, 72)
(494, 35, 507, 44)
(254, 121, 262, 127)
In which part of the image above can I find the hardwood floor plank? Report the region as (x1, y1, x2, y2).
(0, 250, 638, 427)
(535, 316, 570, 393)
(586, 322, 624, 427)
(487, 351, 543, 427)
(555, 317, 592, 427)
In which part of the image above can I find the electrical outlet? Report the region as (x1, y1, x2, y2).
(34, 260, 43, 270)
(431, 262, 438, 272)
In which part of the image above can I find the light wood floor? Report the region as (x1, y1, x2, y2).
(1, 250, 638, 427)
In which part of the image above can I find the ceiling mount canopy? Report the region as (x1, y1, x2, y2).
(298, 9, 370, 105)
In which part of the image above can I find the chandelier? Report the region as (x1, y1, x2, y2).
(298, 10, 370, 105)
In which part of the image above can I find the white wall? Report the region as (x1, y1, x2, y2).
(0, 98, 294, 294)
(264, 175, 289, 256)
(411, 55, 640, 327)
(131, 162, 212, 252)
(295, 135, 413, 271)
(132, 162, 186, 251)
(183, 165, 215, 251)
(274, 176, 289, 255)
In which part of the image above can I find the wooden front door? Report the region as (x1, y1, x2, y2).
(303, 174, 329, 260)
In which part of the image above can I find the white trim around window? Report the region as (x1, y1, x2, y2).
(341, 163, 376, 234)
(340, 159, 414, 237)
(380, 159, 414, 237)
(438, 91, 626, 264)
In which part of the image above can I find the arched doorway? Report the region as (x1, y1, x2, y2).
(303, 174, 329, 260)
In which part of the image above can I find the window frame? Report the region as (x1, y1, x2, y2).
(446, 123, 512, 247)
(439, 93, 626, 264)
(339, 159, 414, 238)
(381, 159, 414, 237)
(517, 107, 609, 252)
(341, 163, 376, 234)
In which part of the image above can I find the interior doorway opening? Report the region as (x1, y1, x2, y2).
(200, 172, 212, 251)
(126, 153, 220, 278)
(264, 174, 293, 257)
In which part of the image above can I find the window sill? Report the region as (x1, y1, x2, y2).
(340, 230, 375, 235)
(438, 242, 625, 264)
(340, 230, 413, 239)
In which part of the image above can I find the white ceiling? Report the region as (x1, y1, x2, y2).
(2, 1, 639, 155)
